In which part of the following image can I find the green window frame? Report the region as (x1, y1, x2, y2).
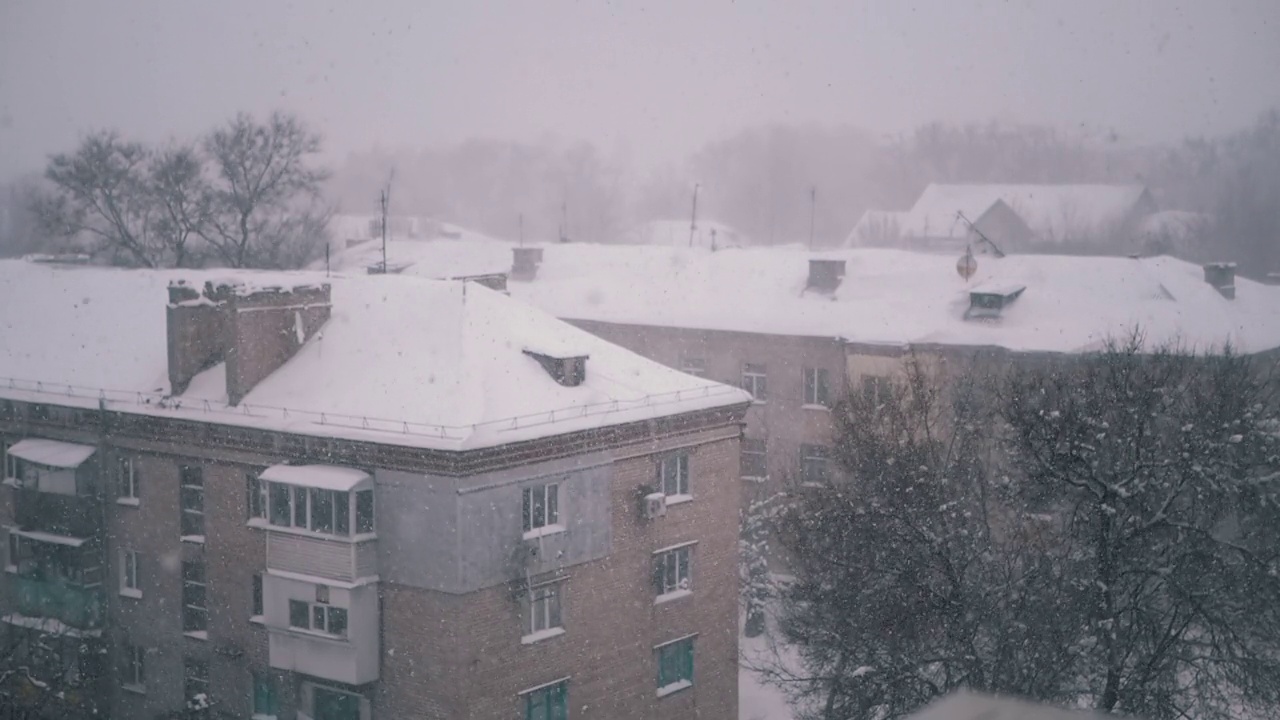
(523, 680, 568, 720)
(657, 637, 694, 692)
(252, 672, 278, 717)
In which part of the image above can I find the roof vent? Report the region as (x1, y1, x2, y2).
(512, 247, 544, 281)
(524, 350, 588, 387)
(966, 283, 1026, 320)
(1203, 262, 1237, 299)
(806, 259, 846, 294)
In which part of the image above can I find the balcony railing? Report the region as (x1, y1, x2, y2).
(10, 575, 105, 631)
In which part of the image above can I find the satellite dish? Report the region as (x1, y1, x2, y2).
(956, 249, 978, 281)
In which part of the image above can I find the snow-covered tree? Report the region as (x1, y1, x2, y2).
(741, 492, 784, 638)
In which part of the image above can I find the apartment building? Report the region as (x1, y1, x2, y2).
(0, 260, 751, 720)
(323, 239, 1280, 507)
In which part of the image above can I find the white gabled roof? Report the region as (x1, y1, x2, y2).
(260, 465, 371, 492)
(7, 439, 96, 468)
(900, 183, 1151, 241)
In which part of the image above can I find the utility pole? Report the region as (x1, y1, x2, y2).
(379, 168, 395, 273)
(809, 185, 817, 251)
(519, 213, 524, 247)
(689, 183, 700, 248)
(559, 199, 569, 243)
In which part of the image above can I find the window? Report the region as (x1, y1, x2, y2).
(180, 465, 204, 539)
(656, 637, 695, 695)
(862, 375, 891, 405)
(3, 441, 16, 480)
(309, 487, 350, 536)
(313, 686, 363, 720)
(251, 573, 264, 618)
(269, 482, 292, 527)
(120, 549, 140, 597)
(118, 456, 138, 502)
(355, 489, 374, 534)
(252, 672, 279, 718)
(524, 582, 563, 640)
(182, 561, 207, 634)
(523, 680, 568, 720)
(801, 444, 830, 487)
(184, 657, 208, 706)
(804, 367, 831, 407)
(288, 588, 348, 638)
(266, 483, 373, 537)
(522, 483, 560, 534)
(680, 356, 706, 377)
(654, 546, 692, 597)
(741, 438, 767, 480)
(741, 362, 767, 401)
(121, 642, 145, 690)
(659, 453, 689, 497)
(5, 527, 17, 571)
(248, 472, 267, 520)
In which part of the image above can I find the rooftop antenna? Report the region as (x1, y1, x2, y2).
(956, 211, 1005, 258)
(809, 185, 817, 251)
(519, 213, 525, 248)
(559, 196, 569, 243)
(688, 183, 700, 248)
(325, 244, 330, 278)
(379, 168, 396, 273)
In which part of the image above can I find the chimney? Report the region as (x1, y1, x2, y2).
(166, 281, 232, 395)
(225, 283, 332, 405)
(1203, 262, 1237, 300)
(511, 247, 544, 281)
(806, 258, 846, 294)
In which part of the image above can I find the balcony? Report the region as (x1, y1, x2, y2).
(6, 574, 105, 633)
(265, 531, 377, 583)
(264, 574, 379, 684)
(14, 488, 103, 538)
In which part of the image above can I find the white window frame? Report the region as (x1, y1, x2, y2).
(182, 561, 208, 638)
(264, 482, 374, 540)
(803, 367, 831, 407)
(4, 526, 17, 573)
(522, 483, 562, 538)
(117, 456, 139, 506)
(180, 465, 204, 542)
(741, 363, 768, 402)
(288, 589, 349, 639)
(801, 444, 831, 487)
(522, 581, 565, 644)
(2, 441, 16, 481)
(119, 549, 141, 598)
(659, 453, 690, 500)
(740, 438, 767, 481)
(121, 642, 145, 692)
(654, 544, 693, 602)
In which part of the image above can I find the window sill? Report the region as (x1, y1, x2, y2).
(116, 497, 140, 507)
(249, 615, 265, 626)
(3, 565, 15, 574)
(1, 478, 18, 488)
(749, 399, 768, 406)
(521, 627, 566, 645)
(800, 482, 829, 489)
(522, 524, 566, 541)
(183, 630, 208, 642)
(664, 494, 693, 507)
(247, 517, 376, 543)
(121, 683, 146, 695)
(119, 588, 142, 600)
(741, 476, 767, 484)
(251, 714, 278, 720)
(801, 403, 830, 412)
(657, 679, 693, 698)
(280, 626, 350, 644)
(180, 535, 205, 544)
(655, 588, 692, 605)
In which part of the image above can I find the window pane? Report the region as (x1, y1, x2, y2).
(289, 600, 310, 628)
(314, 687, 361, 720)
(312, 489, 334, 534)
(546, 485, 558, 526)
(531, 487, 546, 529)
(334, 492, 350, 536)
(293, 486, 308, 528)
(328, 607, 347, 637)
(252, 574, 263, 616)
(313, 605, 327, 632)
(522, 488, 532, 532)
(269, 482, 291, 526)
(355, 490, 374, 534)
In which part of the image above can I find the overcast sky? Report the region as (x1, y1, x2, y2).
(2, 0, 1278, 180)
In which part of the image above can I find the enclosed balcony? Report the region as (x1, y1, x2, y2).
(4, 534, 104, 634)
(251, 465, 378, 583)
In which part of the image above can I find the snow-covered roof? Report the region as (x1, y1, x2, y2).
(846, 210, 906, 247)
(0, 261, 750, 451)
(260, 464, 371, 491)
(7, 439, 96, 468)
(900, 183, 1152, 241)
(1139, 209, 1209, 238)
(615, 219, 747, 249)
(314, 236, 1280, 355)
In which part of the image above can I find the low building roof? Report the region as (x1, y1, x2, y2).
(260, 464, 372, 491)
(0, 261, 750, 451)
(900, 183, 1152, 242)
(319, 237, 1280, 355)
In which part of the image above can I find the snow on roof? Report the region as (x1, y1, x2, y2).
(901, 183, 1151, 241)
(7, 439, 97, 468)
(300, 233, 1280, 354)
(616, 220, 747, 249)
(260, 464, 371, 491)
(846, 210, 906, 247)
(0, 261, 750, 451)
(906, 691, 1124, 720)
(1139, 209, 1209, 238)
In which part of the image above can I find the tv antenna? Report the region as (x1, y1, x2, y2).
(956, 211, 1005, 258)
(688, 183, 700, 248)
(379, 168, 396, 273)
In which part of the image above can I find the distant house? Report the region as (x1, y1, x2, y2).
(849, 183, 1159, 255)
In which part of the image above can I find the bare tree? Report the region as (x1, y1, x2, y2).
(150, 145, 212, 268)
(202, 112, 331, 268)
(35, 131, 162, 267)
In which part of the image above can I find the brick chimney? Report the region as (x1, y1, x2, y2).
(166, 281, 232, 395)
(806, 259, 846, 294)
(1203, 262, 1237, 300)
(166, 280, 331, 404)
(225, 284, 332, 405)
(511, 247, 544, 281)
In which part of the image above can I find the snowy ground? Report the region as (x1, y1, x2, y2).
(740, 632, 798, 720)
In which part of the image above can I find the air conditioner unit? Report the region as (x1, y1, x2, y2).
(644, 492, 667, 520)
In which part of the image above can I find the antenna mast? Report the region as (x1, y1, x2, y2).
(688, 183, 700, 248)
(956, 211, 1005, 258)
(379, 168, 396, 273)
(809, 185, 817, 250)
